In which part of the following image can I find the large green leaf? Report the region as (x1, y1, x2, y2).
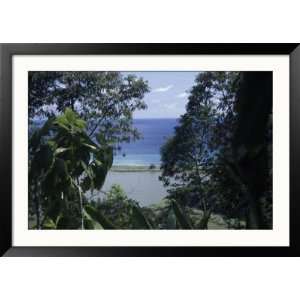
(65, 108, 79, 124)
(166, 208, 177, 229)
(84, 205, 116, 229)
(91, 163, 108, 190)
(171, 200, 194, 229)
(106, 146, 114, 169)
(80, 161, 93, 180)
(83, 208, 103, 229)
(41, 214, 63, 229)
(131, 205, 153, 229)
(55, 108, 87, 134)
(95, 146, 113, 170)
(82, 143, 97, 151)
(53, 158, 68, 177)
(42, 158, 70, 194)
(54, 147, 70, 155)
(30, 144, 54, 176)
(41, 217, 56, 229)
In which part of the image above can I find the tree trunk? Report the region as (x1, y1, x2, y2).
(35, 199, 41, 229)
(76, 178, 84, 230)
(233, 72, 272, 230)
(34, 185, 41, 229)
(245, 193, 267, 229)
(199, 209, 212, 229)
(246, 199, 261, 229)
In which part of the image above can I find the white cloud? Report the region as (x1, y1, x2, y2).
(176, 92, 188, 98)
(153, 84, 173, 92)
(163, 103, 177, 110)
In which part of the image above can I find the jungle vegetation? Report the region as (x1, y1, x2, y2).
(28, 71, 272, 230)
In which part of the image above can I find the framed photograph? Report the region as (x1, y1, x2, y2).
(0, 44, 299, 256)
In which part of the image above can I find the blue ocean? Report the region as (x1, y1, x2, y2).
(114, 119, 178, 166)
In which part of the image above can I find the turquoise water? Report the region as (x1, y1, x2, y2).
(114, 118, 177, 166)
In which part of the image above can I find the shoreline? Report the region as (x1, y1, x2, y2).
(110, 165, 161, 172)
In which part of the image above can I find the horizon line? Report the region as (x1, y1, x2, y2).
(133, 117, 179, 119)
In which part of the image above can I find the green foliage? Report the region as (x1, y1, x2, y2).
(84, 185, 200, 230)
(105, 184, 128, 203)
(160, 72, 243, 224)
(83, 193, 212, 230)
(29, 71, 149, 146)
(84, 205, 115, 229)
(92, 184, 143, 229)
(161, 72, 250, 226)
(81, 184, 153, 229)
(28, 71, 149, 228)
(83, 207, 103, 229)
(131, 205, 153, 229)
(170, 200, 194, 229)
(29, 108, 114, 229)
(160, 71, 272, 229)
(41, 215, 62, 230)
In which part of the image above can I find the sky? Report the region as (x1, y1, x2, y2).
(121, 72, 199, 119)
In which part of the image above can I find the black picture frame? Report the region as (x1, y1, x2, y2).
(0, 43, 299, 257)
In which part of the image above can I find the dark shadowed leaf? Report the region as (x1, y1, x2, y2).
(131, 205, 153, 229)
(85, 205, 116, 229)
(171, 200, 194, 229)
